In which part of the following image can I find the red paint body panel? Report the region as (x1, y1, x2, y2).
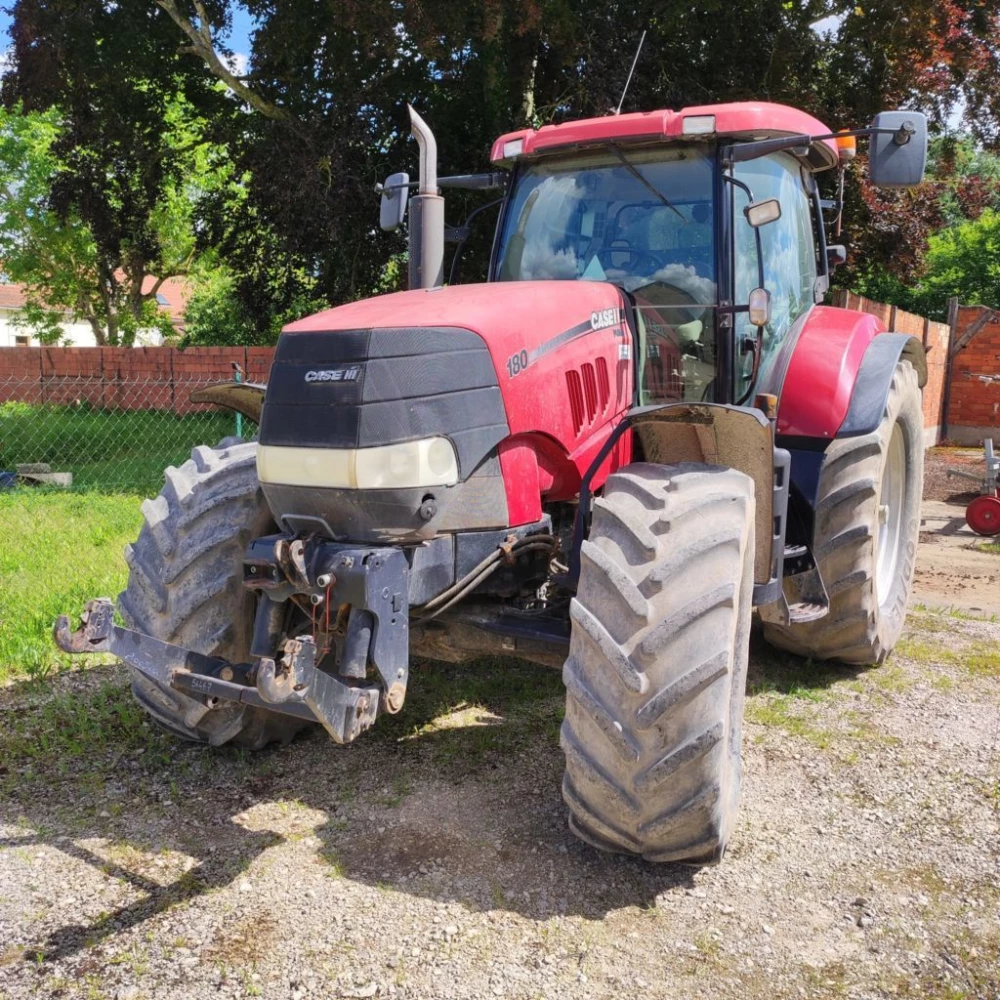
(491, 102, 839, 169)
(776, 306, 886, 439)
(284, 281, 635, 525)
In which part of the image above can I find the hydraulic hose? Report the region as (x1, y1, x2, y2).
(413, 535, 558, 622)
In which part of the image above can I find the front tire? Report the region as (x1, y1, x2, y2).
(561, 463, 755, 864)
(118, 440, 311, 749)
(764, 360, 923, 664)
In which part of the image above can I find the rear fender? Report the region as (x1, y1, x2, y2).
(839, 333, 927, 436)
(189, 381, 267, 424)
(776, 307, 878, 439)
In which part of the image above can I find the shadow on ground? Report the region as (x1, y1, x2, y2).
(0, 638, 872, 966)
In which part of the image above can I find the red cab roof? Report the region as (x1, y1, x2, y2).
(491, 101, 838, 171)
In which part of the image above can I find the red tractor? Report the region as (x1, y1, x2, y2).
(58, 101, 928, 864)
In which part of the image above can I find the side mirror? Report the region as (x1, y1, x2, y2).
(379, 171, 410, 232)
(827, 244, 847, 271)
(748, 287, 771, 328)
(744, 198, 781, 228)
(869, 111, 927, 188)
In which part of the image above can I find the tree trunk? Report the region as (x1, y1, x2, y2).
(106, 303, 120, 346)
(87, 314, 107, 347)
(521, 49, 539, 125)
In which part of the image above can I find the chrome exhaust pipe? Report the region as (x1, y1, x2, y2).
(407, 104, 445, 290)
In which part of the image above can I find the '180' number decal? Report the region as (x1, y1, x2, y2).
(506, 349, 529, 378)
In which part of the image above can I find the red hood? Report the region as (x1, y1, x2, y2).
(283, 280, 629, 368)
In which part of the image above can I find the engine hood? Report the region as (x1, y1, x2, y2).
(283, 280, 630, 373)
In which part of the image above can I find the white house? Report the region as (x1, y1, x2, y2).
(0, 275, 190, 347)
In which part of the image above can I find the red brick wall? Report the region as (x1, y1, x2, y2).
(948, 307, 1000, 444)
(0, 346, 276, 414)
(2, 314, 996, 442)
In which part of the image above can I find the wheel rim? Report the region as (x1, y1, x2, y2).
(876, 421, 907, 606)
(966, 494, 1000, 536)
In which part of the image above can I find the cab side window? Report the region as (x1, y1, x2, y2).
(733, 153, 817, 396)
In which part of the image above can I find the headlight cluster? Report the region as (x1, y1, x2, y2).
(256, 437, 459, 490)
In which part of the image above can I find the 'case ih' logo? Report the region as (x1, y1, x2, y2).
(304, 367, 360, 383)
(590, 307, 620, 330)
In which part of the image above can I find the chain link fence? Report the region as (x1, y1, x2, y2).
(1, 375, 255, 495)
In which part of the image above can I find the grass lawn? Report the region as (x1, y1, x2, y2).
(0, 400, 243, 493)
(0, 491, 143, 683)
(0, 401, 250, 680)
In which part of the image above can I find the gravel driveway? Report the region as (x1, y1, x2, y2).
(1, 605, 998, 1000)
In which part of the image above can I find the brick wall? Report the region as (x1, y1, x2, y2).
(0, 346, 276, 414)
(947, 306, 1000, 445)
(1, 311, 996, 443)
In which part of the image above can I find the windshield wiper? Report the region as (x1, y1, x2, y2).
(608, 144, 687, 222)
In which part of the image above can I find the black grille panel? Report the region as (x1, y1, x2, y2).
(259, 326, 509, 479)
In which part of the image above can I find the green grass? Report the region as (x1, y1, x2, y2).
(0, 400, 251, 680)
(895, 633, 1000, 677)
(0, 491, 143, 682)
(0, 676, 155, 772)
(1, 400, 243, 493)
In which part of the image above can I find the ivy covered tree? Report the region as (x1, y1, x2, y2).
(6, 0, 1000, 337)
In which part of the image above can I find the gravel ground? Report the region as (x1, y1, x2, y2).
(1, 601, 998, 1000)
(923, 446, 987, 504)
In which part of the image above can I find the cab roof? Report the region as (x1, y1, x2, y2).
(491, 101, 839, 172)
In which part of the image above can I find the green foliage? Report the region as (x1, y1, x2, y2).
(917, 209, 1000, 315)
(181, 268, 258, 347)
(0, 104, 101, 335)
(1, 0, 245, 345)
(7, 0, 1000, 329)
(10, 301, 67, 345)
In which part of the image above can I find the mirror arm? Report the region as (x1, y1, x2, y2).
(728, 126, 912, 165)
(438, 172, 506, 191)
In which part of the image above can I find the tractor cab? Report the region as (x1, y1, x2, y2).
(386, 102, 927, 410)
(493, 143, 718, 404)
(487, 105, 846, 411)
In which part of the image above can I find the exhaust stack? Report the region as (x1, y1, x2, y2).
(407, 105, 445, 290)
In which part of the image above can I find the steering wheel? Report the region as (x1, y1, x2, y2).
(596, 246, 664, 276)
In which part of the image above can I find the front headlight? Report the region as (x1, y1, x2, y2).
(256, 437, 459, 490)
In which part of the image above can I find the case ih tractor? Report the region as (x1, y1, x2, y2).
(58, 101, 928, 864)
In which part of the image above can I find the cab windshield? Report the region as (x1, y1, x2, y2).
(495, 145, 718, 402)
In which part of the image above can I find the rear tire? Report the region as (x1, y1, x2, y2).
(764, 360, 923, 665)
(118, 440, 311, 749)
(561, 463, 755, 864)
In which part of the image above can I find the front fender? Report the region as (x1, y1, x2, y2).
(775, 306, 927, 441)
(628, 403, 781, 591)
(776, 306, 883, 439)
(189, 381, 267, 424)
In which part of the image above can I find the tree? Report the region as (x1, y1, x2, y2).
(1, 1, 237, 344)
(11, 0, 1000, 335)
(843, 137, 1000, 316)
(0, 105, 100, 343)
(911, 210, 1000, 316)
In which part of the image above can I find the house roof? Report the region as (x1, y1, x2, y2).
(0, 274, 190, 326)
(0, 281, 28, 309)
(141, 275, 191, 325)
